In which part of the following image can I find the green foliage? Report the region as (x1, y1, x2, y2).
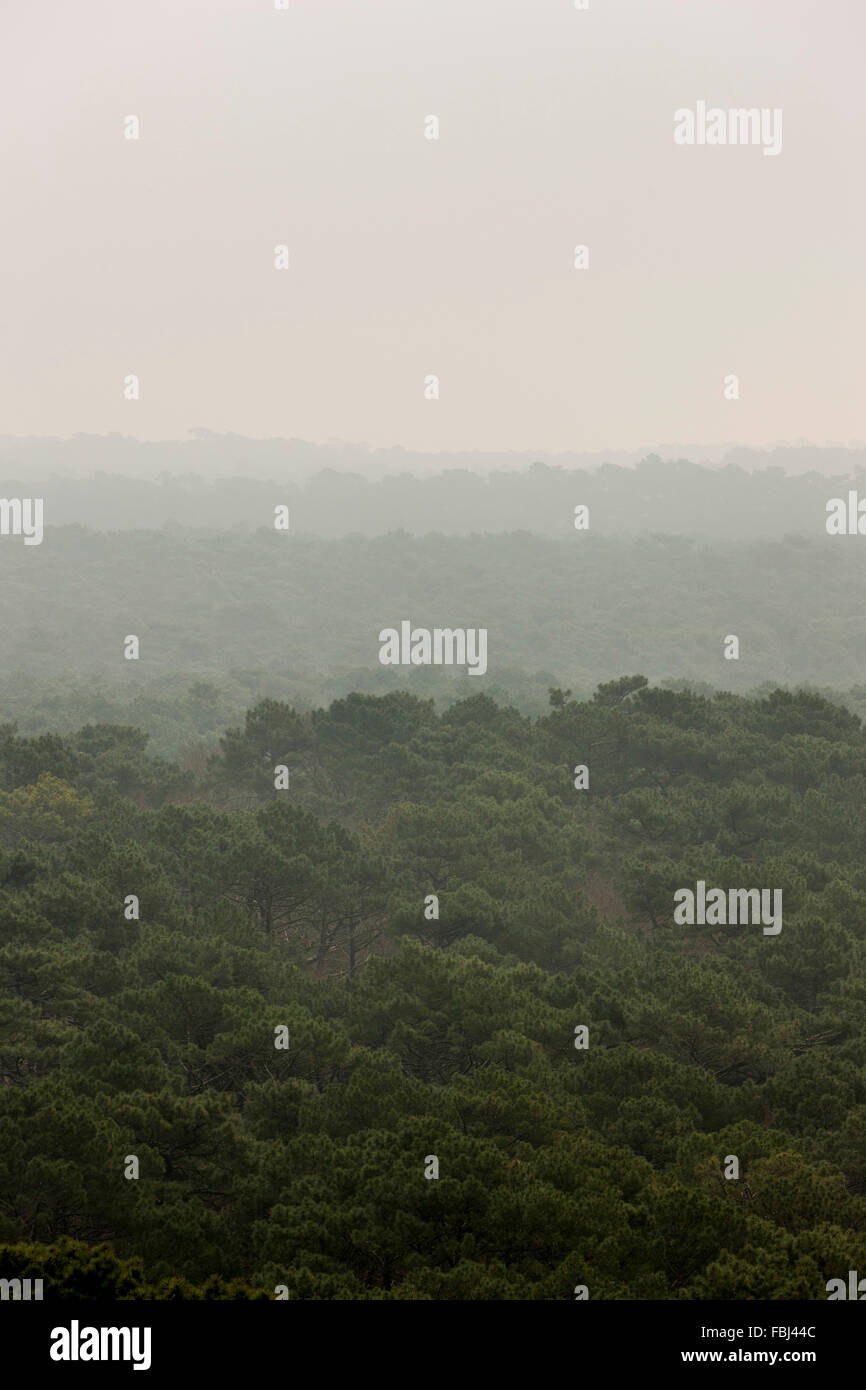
(2, 680, 866, 1298)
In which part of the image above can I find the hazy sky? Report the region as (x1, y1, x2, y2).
(1, 0, 863, 454)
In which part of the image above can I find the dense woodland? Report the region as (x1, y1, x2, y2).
(3, 678, 866, 1298)
(2, 526, 866, 733)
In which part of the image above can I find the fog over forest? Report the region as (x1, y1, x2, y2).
(3, 0, 864, 1334)
(2, 443, 866, 748)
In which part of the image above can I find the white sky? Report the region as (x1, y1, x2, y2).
(1, 0, 863, 454)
